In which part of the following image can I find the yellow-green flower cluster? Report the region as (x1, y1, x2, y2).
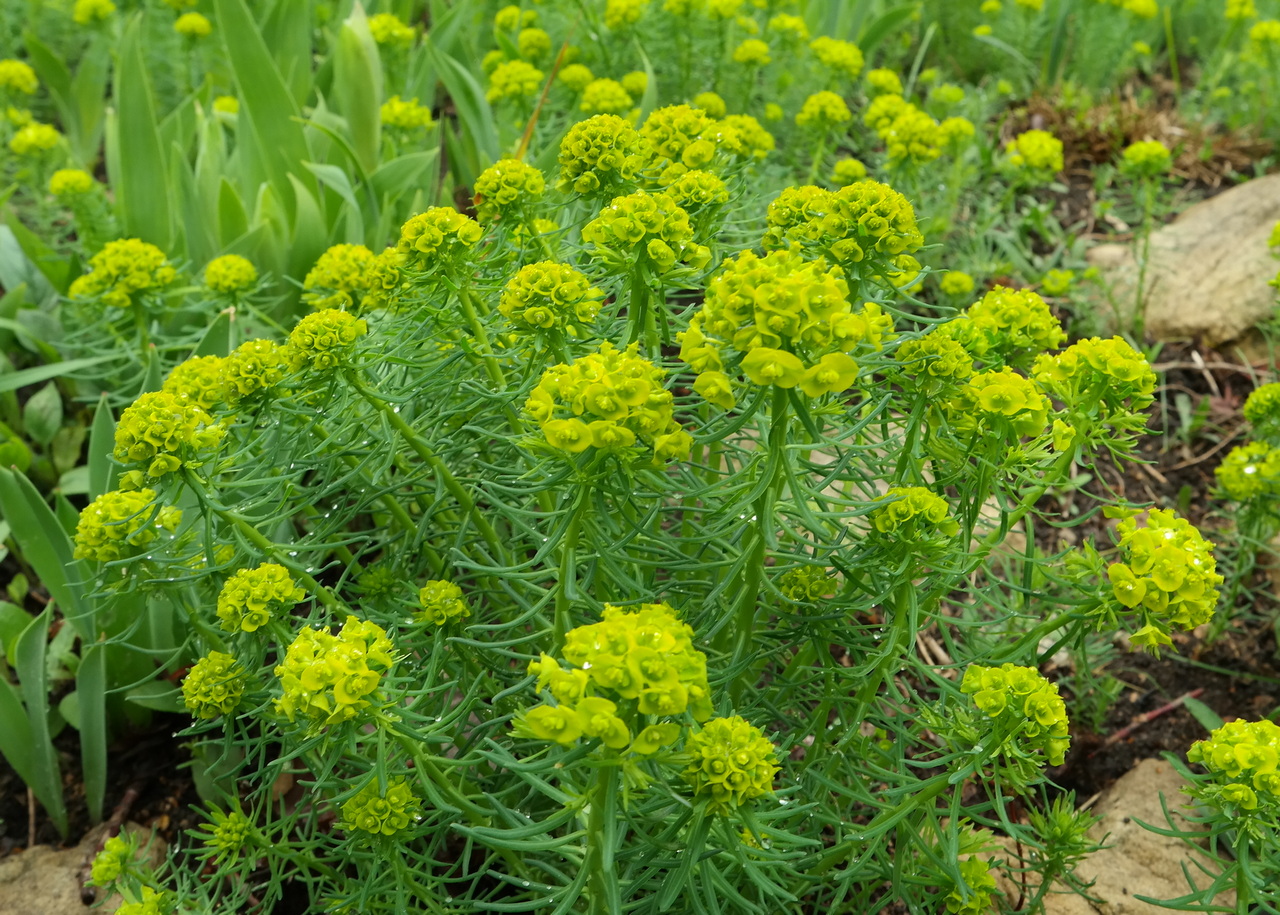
(520, 602, 712, 753)
(499, 261, 602, 333)
(778, 565, 835, 602)
(762, 181, 924, 270)
(640, 104, 719, 169)
(286, 309, 368, 372)
(49, 168, 94, 197)
(1041, 268, 1074, 296)
(605, 0, 648, 29)
(9, 122, 59, 155)
(1187, 719, 1280, 813)
(682, 246, 892, 405)
(368, 12, 415, 47)
(949, 368, 1051, 437)
(68, 238, 177, 309)
(274, 616, 395, 726)
(1243, 382, 1280, 436)
(582, 190, 709, 275)
(182, 651, 248, 719)
(1007, 129, 1064, 178)
(174, 12, 212, 37)
(217, 563, 305, 633)
(558, 114, 649, 196)
(416, 580, 471, 625)
(474, 158, 545, 223)
(223, 339, 289, 403)
(1120, 139, 1172, 178)
(690, 91, 726, 119)
(73, 0, 115, 26)
(0, 59, 38, 96)
(342, 777, 421, 836)
(115, 888, 167, 915)
(961, 285, 1066, 364)
(718, 114, 776, 159)
(559, 63, 595, 92)
(493, 4, 534, 30)
(195, 806, 254, 863)
(1032, 336, 1155, 421)
(74, 489, 181, 562)
(768, 13, 809, 42)
(581, 78, 634, 114)
(303, 244, 374, 310)
(863, 95, 945, 167)
(961, 664, 1071, 767)
(809, 36, 863, 78)
(866, 68, 904, 95)
(870, 486, 960, 538)
(525, 342, 691, 459)
(203, 254, 258, 295)
(380, 95, 433, 130)
(1226, 0, 1257, 20)
(1107, 509, 1222, 651)
(213, 95, 238, 115)
(940, 271, 975, 297)
(396, 207, 484, 274)
(831, 157, 867, 185)
(682, 716, 778, 814)
(162, 355, 225, 410)
(665, 168, 729, 209)
(90, 835, 133, 885)
(733, 38, 771, 65)
(114, 391, 224, 479)
(517, 26, 551, 61)
(1216, 442, 1280, 501)
(487, 59, 543, 103)
(945, 858, 998, 915)
(795, 90, 851, 130)
(895, 330, 974, 390)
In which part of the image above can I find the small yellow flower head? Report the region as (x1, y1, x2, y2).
(49, 168, 94, 197)
(582, 190, 709, 276)
(164, 0, 196, 9)
(939, 271, 975, 297)
(115, 888, 168, 915)
(1032, 335, 1155, 418)
(1007, 129, 1064, 177)
(368, 12, 415, 47)
(973, 24, 994, 36)
(474, 157, 546, 223)
(641, 104, 719, 168)
(342, 777, 421, 836)
(286, 308, 368, 372)
(866, 68, 904, 96)
(196, 806, 255, 863)
(707, 0, 744, 17)
(945, 857, 998, 915)
(873, 102, 943, 167)
(1123, 0, 1158, 18)
(683, 716, 779, 814)
(809, 36, 864, 79)
(482, 50, 508, 75)
(115, 391, 224, 479)
(580, 78, 634, 115)
(493, 5, 524, 30)
(764, 102, 784, 121)
(1040, 268, 1074, 296)
(1015, 0, 1044, 9)
(1187, 719, 1280, 814)
(223, 339, 289, 404)
(950, 367, 1050, 437)
(980, 0, 1002, 13)
(778, 565, 836, 602)
(692, 91, 727, 119)
(9, 122, 60, 156)
(203, 254, 258, 295)
(895, 330, 974, 390)
(174, 12, 212, 37)
(416, 580, 471, 626)
(1268, 220, 1280, 249)
(68, 238, 177, 309)
(486, 59, 544, 103)
(380, 95, 434, 130)
(1216, 441, 1280, 502)
(795, 90, 852, 130)
(996, 78, 1015, 95)
(182, 651, 248, 719)
(303, 243, 374, 310)
(558, 114, 648, 196)
(767, 13, 809, 41)
(74, 488, 181, 562)
(395, 207, 485, 274)
(162, 355, 226, 411)
(961, 663, 1071, 766)
(517, 26, 552, 61)
(499, 261, 602, 333)
(965, 285, 1066, 362)
(559, 63, 595, 91)
(1106, 508, 1222, 648)
(1226, 0, 1257, 21)
(526, 342, 690, 460)
(929, 83, 965, 107)
(73, 0, 116, 26)
(0, 59, 38, 96)
(621, 70, 648, 97)
(213, 95, 239, 115)
(1132, 40, 1152, 55)
(274, 616, 395, 726)
(89, 835, 134, 886)
(763, 181, 925, 268)
(733, 38, 772, 66)
(1244, 382, 1280, 436)
(217, 563, 305, 633)
(1120, 139, 1172, 178)
(605, 0, 649, 29)
(831, 157, 867, 185)
(871, 486, 959, 538)
(718, 114, 776, 159)
(665, 169, 729, 209)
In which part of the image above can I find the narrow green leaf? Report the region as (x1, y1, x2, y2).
(369, 150, 440, 201)
(22, 383, 62, 448)
(217, 178, 250, 249)
(0, 356, 115, 394)
(0, 601, 33, 662)
(14, 608, 66, 837)
(193, 311, 235, 359)
(1183, 696, 1224, 733)
(260, 0, 314, 106)
(286, 174, 329, 281)
(125, 680, 184, 713)
(88, 393, 115, 500)
(173, 142, 217, 267)
(857, 4, 918, 55)
(0, 676, 35, 790)
(303, 161, 366, 243)
(112, 15, 172, 246)
(333, 6, 383, 175)
(425, 44, 500, 168)
(70, 40, 111, 167)
(77, 644, 107, 822)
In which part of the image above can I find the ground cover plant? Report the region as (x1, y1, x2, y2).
(2, 0, 1280, 913)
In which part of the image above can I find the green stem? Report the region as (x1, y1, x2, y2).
(554, 488, 589, 647)
(626, 267, 659, 358)
(806, 133, 829, 186)
(585, 766, 620, 915)
(455, 284, 507, 390)
(810, 772, 955, 876)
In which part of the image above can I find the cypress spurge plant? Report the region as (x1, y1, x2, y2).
(80, 105, 1225, 914)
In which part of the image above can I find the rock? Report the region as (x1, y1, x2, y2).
(1086, 173, 1280, 344)
(989, 758, 1234, 914)
(0, 823, 166, 915)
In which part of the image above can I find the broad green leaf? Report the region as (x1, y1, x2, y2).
(425, 44, 500, 172)
(112, 15, 173, 247)
(303, 161, 366, 243)
(173, 142, 217, 267)
(3, 214, 74, 293)
(287, 174, 329, 282)
(217, 178, 250, 249)
(193, 310, 235, 359)
(14, 607, 66, 837)
(0, 677, 34, 791)
(57, 465, 89, 497)
(77, 644, 107, 822)
(0, 227, 55, 307)
(0, 601, 33, 663)
(70, 40, 111, 167)
(333, 6, 383, 175)
(857, 4, 918, 55)
(87, 393, 115, 500)
(261, 0, 314, 106)
(22, 382, 62, 448)
(369, 150, 439, 201)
